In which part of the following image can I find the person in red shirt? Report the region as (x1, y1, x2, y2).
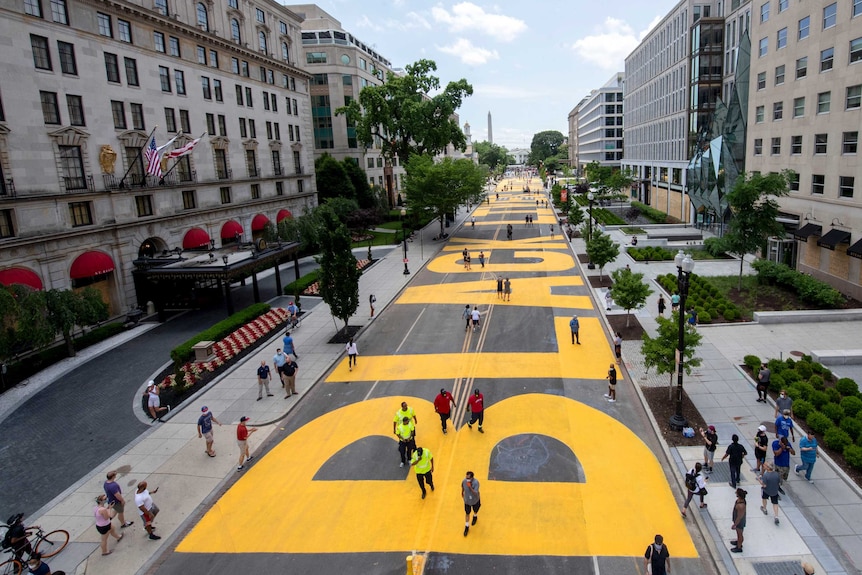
(236, 416, 258, 472)
(467, 389, 485, 433)
(433, 389, 457, 434)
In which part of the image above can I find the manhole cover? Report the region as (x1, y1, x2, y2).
(789, 350, 804, 357)
(752, 560, 804, 575)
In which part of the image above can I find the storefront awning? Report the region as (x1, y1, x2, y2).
(251, 214, 270, 231)
(817, 229, 851, 250)
(70, 251, 115, 279)
(276, 209, 293, 223)
(182, 227, 211, 250)
(848, 238, 862, 259)
(793, 223, 822, 241)
(0, 267, 44, 290)
(221, 220, 243, 239)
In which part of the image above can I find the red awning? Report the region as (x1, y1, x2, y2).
(182, 227, 211, 250)
(0, 267, 44, 290)
(70, 251, 115, 280)
(251, 214, 270, 231)
(276, 209, 293, 223)
(221, 220, 243, 239)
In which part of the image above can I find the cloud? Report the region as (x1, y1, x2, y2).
(382, 11, 431, 31)
(437, 38, 499, 65)
(570, 16, 659, 71)
(431, 2, 526, 40)
(355, 14, 383, 32)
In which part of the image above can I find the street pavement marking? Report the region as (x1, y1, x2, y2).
(176, 395, 696, 557)
(396, 276, 589, 309)
(443, 236, 561, 250)
(428, 250, 574, 274)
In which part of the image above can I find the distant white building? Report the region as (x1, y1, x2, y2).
(508, 148, 530, 166)
(569, 73, 624, 175)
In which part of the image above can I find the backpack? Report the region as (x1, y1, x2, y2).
(684, 470, 698, 492)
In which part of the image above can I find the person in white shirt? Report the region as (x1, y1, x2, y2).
(345, 338, 358, 371)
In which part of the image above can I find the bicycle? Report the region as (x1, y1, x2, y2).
(1, 516, 69, 575)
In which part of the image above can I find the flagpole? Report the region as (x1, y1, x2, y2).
(159, 132, 206, 185)
(119, 126, 158, 189)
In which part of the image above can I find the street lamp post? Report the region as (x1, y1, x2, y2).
(400, 208, 410, 275)
(587, 191, 596, 270)
(669, 250, 695, 430)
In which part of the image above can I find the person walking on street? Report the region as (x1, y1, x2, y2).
(395, 416, 416, 468)
(759, 463, 782, 525)
(345, 338, 358, 371)
(569, 315, 581, 344)
(236, 416, 257, 471)
(721, 434, 747, 488)
(410, 446, 434, 499)
(103, 471, 133, 529)
(282, 330, 298, 359)
(775, 409, 795, 442)
(471, 306, 481, 331)
(145, 381, 168, 422)
(496, 277, 503, 299)
(730, 488, 747, 553)
(393, 401, 418, 434)
(272, 348, 288, 381)
(434, 389, 457, 434)
(613, 332, 622, 362)
(256, 360, 273, 400)
(478, 251, 485, 268)
(503, 278, 511, 301)
(644, 534, 670, 575)
(463, 304, 472, 331)
(550, 224, 554, 238)
(134, 481, 160, 540)
(772, 435, 796, 492)
(471, 215, 475, 229)
(795, 431, 818, 483)
(757, 363, 770, 402)
(605, 364, 617, 402)
(369, 293, 376, 317)
(605, 290, 613, 311)
(681, 462, 708, 517)
(467, 389, 485, 432)
(701, 425, 718, 472)
(657, 294, 666, 316)
(281, 357, 298, 397)
(671, 291, 680, 311)
(752, 425, 769, 476)
(93, 494, 123, 555)
(197, 406, 223, 457)
(774, 388, 794, 419)
(462, 471, 481, 536)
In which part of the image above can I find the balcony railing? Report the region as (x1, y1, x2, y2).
(0, 179, 14, 198)
(65, 174, 95, 193)
(247, 167, 260, 178)
(217, 168, 232, 180)
(273, 165, 283, 176)
(102, 170, 197, 191)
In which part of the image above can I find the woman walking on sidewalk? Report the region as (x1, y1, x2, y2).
(681, 462, 708, 517)
(730, 489, 747, 553)
(93, 494, 123, 555)
(345, 338, 358, 371)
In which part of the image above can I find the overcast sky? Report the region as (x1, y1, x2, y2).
(293, 0, 677, 150)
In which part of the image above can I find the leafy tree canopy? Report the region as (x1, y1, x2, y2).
(404, 155, 488, 235)
(528, 130, 565, 166)
(341, 158, 376, 209)
(641, 313, 703, 384)
(315, 207, 360, 330)
(315, 153, 355, 203)
(610, 268, 651, 327)
(474, 141, 513, 171)
(336, 59, 473, 164)
(585, 230, 620, 284)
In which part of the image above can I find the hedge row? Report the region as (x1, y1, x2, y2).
(751, 260, 846, 308)
(170, 303, 271, 366)
(630, 201, 681, 224)
(744, 354, 862, 470)
(657, 273, 742, 322)
(628, 246, 675, 261)
(284, 270, 320, 297)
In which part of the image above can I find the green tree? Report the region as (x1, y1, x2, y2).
(315, 153, 355, 203)
(610, 268, 651, 327)
(404, 155, 488, 236)
(723, 171, 792, 289)
(342, 158, 376, 209)
(315, 208, 361, 331)
(641, 313, 703, 396)
(474, 141, 513, 171)
(585, 230, 620, 285)
(44, 288, 108, 357)
(528, 130, 565, 166)
(336, 59, 473, 166)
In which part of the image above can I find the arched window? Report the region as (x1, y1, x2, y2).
(231, 18, 241, 43)
(196, 3, 208, 30)
(281, 42, 289, 62)
(258, 31, 267, 53)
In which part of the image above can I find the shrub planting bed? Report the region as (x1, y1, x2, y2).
(656, 273, 743, 323)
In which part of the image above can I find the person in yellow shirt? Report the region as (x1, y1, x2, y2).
(395, 416, 416, 468)
(392, 402, 417, 434)
(410, 446, 434, 499)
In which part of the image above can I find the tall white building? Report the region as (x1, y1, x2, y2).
(570, 73, 625, 175)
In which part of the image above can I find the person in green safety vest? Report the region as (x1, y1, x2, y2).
(395, 416, 416, 468)
(410, 446, 434, 499)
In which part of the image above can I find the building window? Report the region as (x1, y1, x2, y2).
(154, 31, 165, 53)
(775, 65, 785, 85)
(297, 180, 304, 194)
(777, 27, 787, 49)
(755, 105, 765, 122)
(820, 47, 834, 72)
(231, 57, 240, 74)
(758, 37, 768, 57)
(24, 0, 42, 18)
(789, 172, 800, 191)
(130, 103, 144, 130)
(307, 52, 327, 64)
(246, 149, 257, 177)
(111, 100, 126, 129)
(51, 0, 68, 24)
(241, 60, 249, 77)
(159, 66, 171, 92)
(248, 119, 256, 138)
(180, 109, 191, 133)
(104, 53, 119, 83)
(206, 113, 215, 135)
(778, 0, 788, 12)
(823, 2, 837, 28)
(218, 114, 226, 136)
(58, 41, 79, 75)
(282, 42, 290, 61)
(753, 138, 763, 155)
(68, 200, 92, 225)
(258, 31, 267, 53)
(811, 174, 825, 194)
(31, 35, 51, 70)
(760, 1, 769, 22)
(235, 84, 244, 106)
(847, 85, 862, 109)
(231, 19, 241, 43)
(793, 96, 804, 117)
(798, 16, 810, 39)
(271, 93, 277, 112)
(135, 195, 153, 217)
(796, 57, 807, 79)
(271, 150, 281, 174)
(197, 3, 208, 31)
(818, 91, 831, 113)
(757, 71, 766, 89)
(251, 183, 260, 199)
(815, 133, 828, 154)
(60, 147, 87, 191)
(220, 186, 231, 204)
(174, 70, 185, 95)
(294, 150, 302, 173)
(771, 137, 781, 154)
(165, 108, 176, 132)
(40, 91, 60, 124)
(124, 57, 138, 86)
(182, 190, 196, 209)
(839, 176, 855, 198)
(169, 36, 180, 57)
(844, 131, 859, 154)
(239, 118, 247, 138)
(274, 123, 280, 140)
(245, 87, 253, 107)
(202, 77, 211, 100)
(195, 46, 205, 65)
(116, 19, 132, 43)
(849, 37, 862, 64)
(289, 125, 294, 141)
(280, 20, 287, 34)
(773, 101, 783, 120)
(791, 135, 802, 154)
(263, 91, 270, 111)
(256, 8, 265, 22)
(154, 0, 168, 15)
(0, 210, 14, 238)
(228, 0, 237, 8)
(275, 181, 283, 196)
(855, 0, 862, 17)
(66, 94, 85, 126)
(97, 13, 112, 37)
(207, 50, 218, 69)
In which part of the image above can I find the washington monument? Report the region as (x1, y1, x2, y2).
(487, 111, 493, 145)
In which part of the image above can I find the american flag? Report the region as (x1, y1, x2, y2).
(144, 136, 162, 177)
